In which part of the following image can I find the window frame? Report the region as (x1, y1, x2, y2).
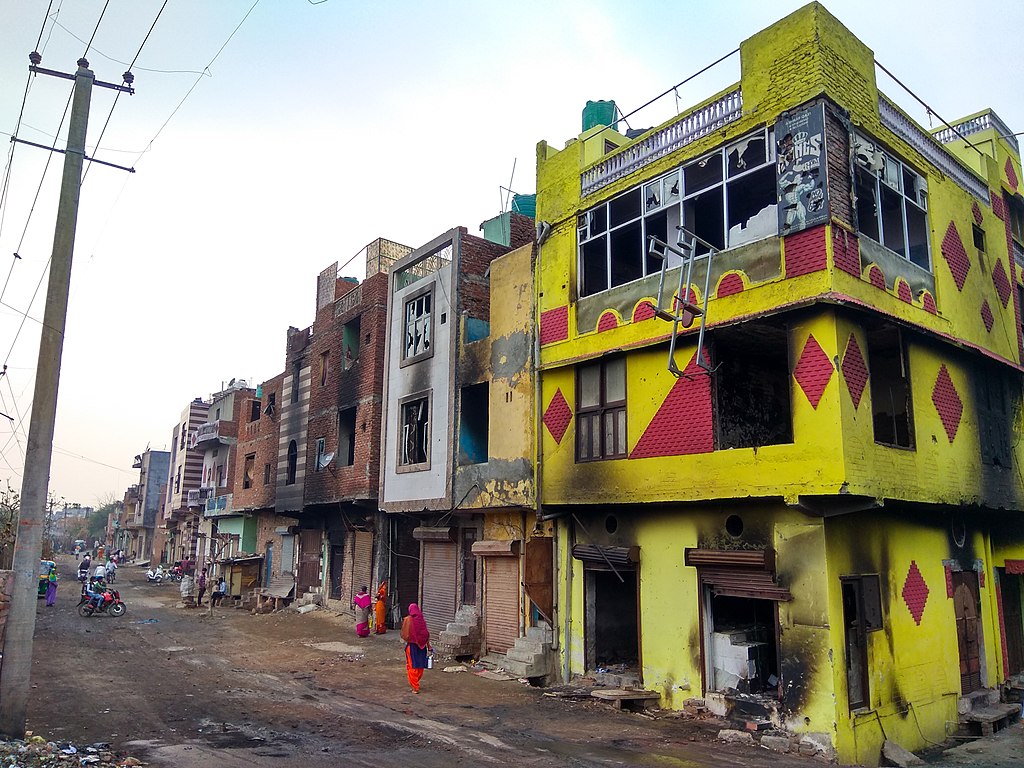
(577, 127, 777, 298)
(401, 284, 435, 366)
(397, 390, 431, 472)
(575, 357, 627, 462)
(314, 437, 327, 472)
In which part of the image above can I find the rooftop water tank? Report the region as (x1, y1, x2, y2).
(582, 100, 617, 133)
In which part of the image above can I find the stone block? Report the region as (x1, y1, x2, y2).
(881, 739, 923, 767)
(760, 734, 790, 753)
(717, 729, 754, 746)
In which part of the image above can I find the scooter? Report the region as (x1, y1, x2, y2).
(146, 566, 165, 583)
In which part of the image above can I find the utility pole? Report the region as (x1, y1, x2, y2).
(0, 56, 133, 737)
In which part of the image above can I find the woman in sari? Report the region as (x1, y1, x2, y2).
(45, 564, 57, 607)
(400, 603, 431, 693)
(373, 581, 387, 634)
(353, 585, 372, 637)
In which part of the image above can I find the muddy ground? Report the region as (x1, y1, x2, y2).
(22, 556, 1012, 767)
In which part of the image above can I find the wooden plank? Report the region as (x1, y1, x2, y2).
(590, 689, 660, 701)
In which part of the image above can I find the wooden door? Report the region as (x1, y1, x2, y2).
(953, 570, 982, 694)
(524, 536, 553, 623)
(297, 529, 322, 594)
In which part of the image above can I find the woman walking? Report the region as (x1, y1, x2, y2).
(400, 603, 431, 694)
(44, 564, 57, 607)
(373, 581, 388, 634)
(353, 585, 371, 637)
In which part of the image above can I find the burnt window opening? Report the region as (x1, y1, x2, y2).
(403, 289, 433, 362)
(841, 575, 883, 710)
(314, 437, 327, 472)
(399, 396, 429, 467)
(576, 357, 627, 461)
(974, 364, 1014, 468)
(712, 324, 793, 450)
(867, 325, 914, 448)
(319, 351, 329, 387)
(243, 454, 255, 490)
(338, 408, 356, 467)
(249, 399, 261, 422)
(577, 127, 776, 298)
(264, 392, 276, 416)
(291, 361, 301, 403)
(707, 595, 779, 696)
(263, 462, 271, 485)
(286, 440, 298, 485)
(459, 383, 489, 465)
(343, 316, 360, 370)
(853, 133, 930, 270)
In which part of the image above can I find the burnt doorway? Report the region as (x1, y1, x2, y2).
(952, 570, 983, 694)
(705, 594, 779, 694)
(329, 544, 345, 600)
(841, 575, 882, 710)
(585, 568, 639, 673)
(1001, 570, 1024, 675)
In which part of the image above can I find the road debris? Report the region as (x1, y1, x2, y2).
(0, 736, 145, 767)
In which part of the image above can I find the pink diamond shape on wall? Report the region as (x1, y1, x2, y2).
(931, 365, 963, 443)
(841, 334, 868, 409)
(981, 300, 994, 332)
(543, 388, 572, 445)
(793, 334, 834, 409)
(941, 222, 971, 291)
(993, 260, 1012, 308)
(972, 202, 983, 226)
(1007, 157, 1019, 192)
(902, 560, 929, 626)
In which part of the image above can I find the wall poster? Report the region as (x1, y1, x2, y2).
(776, 103, 829, 235)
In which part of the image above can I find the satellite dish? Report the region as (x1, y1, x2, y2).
(318, 452, 334, 470)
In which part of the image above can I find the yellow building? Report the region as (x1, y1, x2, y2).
(534, 3, 1024, 764)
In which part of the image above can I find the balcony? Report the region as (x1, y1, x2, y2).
(190, 420, 234, 449)
(186, 486, 214, 507)
(933, 109, 1019, 155)
(204, 493, 233, 518)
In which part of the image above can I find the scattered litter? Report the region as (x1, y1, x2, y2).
(443, 665, 467, 673)
(132, 618, 159, 624)
(474, 670, 516, 681)
(60, 745, 76, 754)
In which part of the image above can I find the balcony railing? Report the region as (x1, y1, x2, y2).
(879, 97, 989, 205)
(580, 88, 743, 198)
(186, 487, 214, 507)
(933, 110, 1019, 155)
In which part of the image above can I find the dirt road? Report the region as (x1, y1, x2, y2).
(26, 557, 824, 767)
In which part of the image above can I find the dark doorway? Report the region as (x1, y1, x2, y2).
(840, 575, 883, 709)
(329, 544, 345, 600)
(586, 568, 639, 671)
(707, 595, 778, 695)
(461, 527, 478, 605)
(952, 570, 983, 694)
(999, 570, 1024, 676)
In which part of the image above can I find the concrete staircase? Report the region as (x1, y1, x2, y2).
(483, 623, 556, 680)
(437, 605, 481, 658)
(955, 688, 1020, 738)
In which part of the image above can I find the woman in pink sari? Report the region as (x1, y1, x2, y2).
(353, 585, 372, 637)
(400, 603, 431, 693)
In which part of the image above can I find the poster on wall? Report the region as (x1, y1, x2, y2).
(776, 103, 829, 235)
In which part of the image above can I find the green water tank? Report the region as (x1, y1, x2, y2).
(582, 100, 618, 133)
(512, 193, 536, 219)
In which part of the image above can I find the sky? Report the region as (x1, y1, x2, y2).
(0, 0, 1021, 508)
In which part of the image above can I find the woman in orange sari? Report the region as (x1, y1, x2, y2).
(400, 603, 431, 693)
(373, 581, 387, 634)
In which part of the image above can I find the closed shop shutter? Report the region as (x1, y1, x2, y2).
(420, 541, 457, 636)
(484, 556, 519, 653)
(352, 530, 373, 605)
(684, 548, 792, 601)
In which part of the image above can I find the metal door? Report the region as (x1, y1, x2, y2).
(352, 530, 373, 605)
(484, 556, 520, 653)
(297, 529, 322, 594)
(420, 541, 457, 637)
(953, 570, 982, 694)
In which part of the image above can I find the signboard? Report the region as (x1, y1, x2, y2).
(776, 103, 829, 235)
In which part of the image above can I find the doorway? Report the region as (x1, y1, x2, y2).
(1000, 570, 1024, 675)
(585, 567, 639, 673)
(704, 594, 779, 695)
(952, 570, 983, 694)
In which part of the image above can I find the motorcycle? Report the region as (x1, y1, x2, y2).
(167, 565, 183, 583)
(78, 583, 126, 618)
(146, 566, 165, 583)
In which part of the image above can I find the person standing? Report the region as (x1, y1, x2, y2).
(197, 568, 208, 606)
(373, 581, 388, 634)
(400, 603, 431, 694)
(353, 586, 371, 638)
(44, 564, 57, 607)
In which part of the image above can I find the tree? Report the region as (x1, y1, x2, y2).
(0, 483, 19, 570)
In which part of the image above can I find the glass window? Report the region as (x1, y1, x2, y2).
(576, 357, 627, 461)
(399, 396, 429, 467)
(403, 290, 433, 362)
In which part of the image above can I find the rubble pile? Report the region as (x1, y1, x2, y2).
(0, 736, 144, 767)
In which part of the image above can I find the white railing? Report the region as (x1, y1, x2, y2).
(580, 89, 743, 197)
(933, 110, 1019, 155)
(879, 97, 989, 205)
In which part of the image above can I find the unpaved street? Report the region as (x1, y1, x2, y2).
(26, 557, 824, 767)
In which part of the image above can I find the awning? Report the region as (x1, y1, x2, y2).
(685, 548, 792, 601)
(572, 544, 639, 567)
(472, 539, 520, 557)
(413, 526, 454, 542)
(1006, 560, 1024, 575)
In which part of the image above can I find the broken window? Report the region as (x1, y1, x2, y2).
(459, 383, 489, 465)
(342, 316, 360, 369)
(841, 575, 883, 710)
(314, 437, 327, 472)
(263, 462, 271, 485)
(399, 396, 430, 467)
(319, 351, 329, 387)
(712, 323, 793, 449)
(853, 133, 930, 270)
(286, 440, 298, 485)
(243, 454, 255, 489)
(403, 288, 433, 363)
(264, 392, 276, 416)
(338, 407, 356, 467)
(576, 357, 627, 461)
(577, 128, 776, 297)
(1008, 194, 1024, 268)
(249, 399, 261, 422)
(867, 325, 914, 448)
(291, 361, 301, 403)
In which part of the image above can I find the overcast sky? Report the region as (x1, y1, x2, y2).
(0, 0, 1021, 508)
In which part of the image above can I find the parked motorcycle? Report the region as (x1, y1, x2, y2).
(167, 564, 183, 583)
(78, 584, 126, 617)
(146, 566, 165, 583)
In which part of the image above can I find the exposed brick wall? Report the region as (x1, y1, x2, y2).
(255, 513, 298, 581)
(508, 212, 536, 250)
(233, 373, 283, 512)
(459, 230, 519, 323)
(825, 103, 853, 229)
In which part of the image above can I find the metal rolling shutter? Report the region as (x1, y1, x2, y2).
(352, 530, 373, 604)
(420, 541, 457, 636)
(484, 556, 520, 653)
(684, 548, 792, 601)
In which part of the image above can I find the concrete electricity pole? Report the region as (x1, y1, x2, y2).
(0, 56, 133, 737)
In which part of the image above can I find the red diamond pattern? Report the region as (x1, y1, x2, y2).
(972, 201, 983, 226)
(868, 265, 886, 290)
(841, 334, 868, 409)
(597, 311, 618, 333)
(542, 388, 572, 445)
(941, 222, 971, 291)
(993, 260, 1012, 307)
(981, 300, 994, 332)
(921, 291, 937, 314)
(793, 334, 834, 409)
(903, 560, 929, 626)
(896, 279, 913, 304)
(630, 350, 714, 458)
(1007, 157, 1019, 192)
(716, 272, 745, 298)
(633, 301, 656, 322)
(945, 563, 954, 598)
(539, 306, 569, 346)
(991, 192, 1007, 221)
(931, 365, 963, 443)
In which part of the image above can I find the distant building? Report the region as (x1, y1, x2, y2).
(123, 448, 170, 562)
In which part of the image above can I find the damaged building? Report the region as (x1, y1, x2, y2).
(533, 3, 1024, 765)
